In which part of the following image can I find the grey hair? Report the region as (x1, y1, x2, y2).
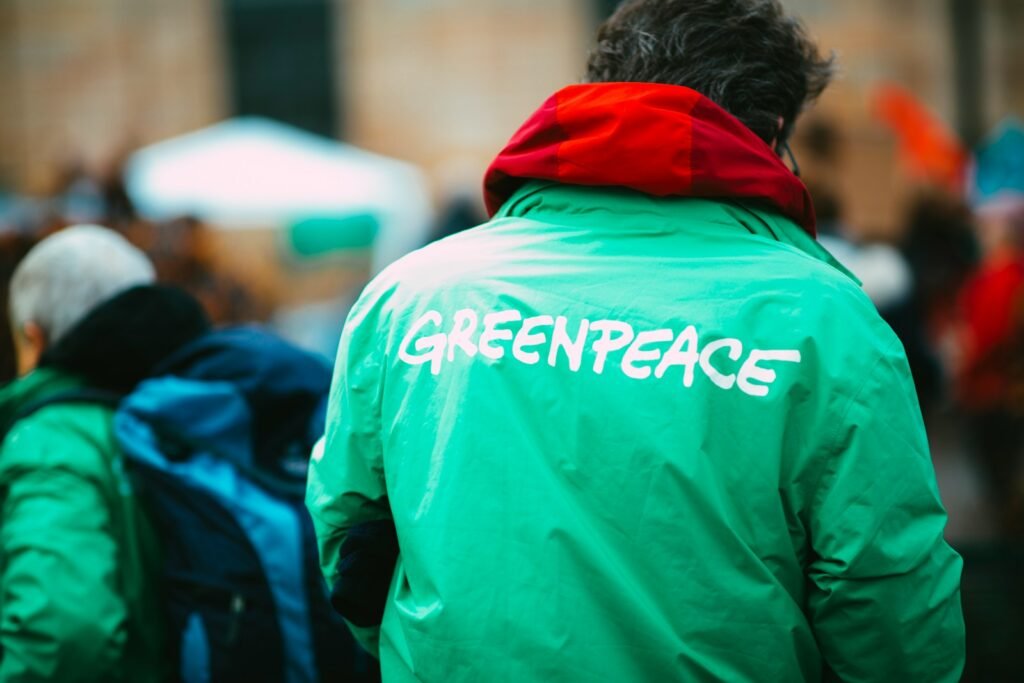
(10, 225, 156, 345)
(586, 0, 835, 145)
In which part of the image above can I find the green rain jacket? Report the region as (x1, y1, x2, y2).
(0, 285, 208, 683)
(0, 368, 164, 683)
(308, 83, 964, 682)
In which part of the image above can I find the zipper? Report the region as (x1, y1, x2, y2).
(226, 594, 245, 645)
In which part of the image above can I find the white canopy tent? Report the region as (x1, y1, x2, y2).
(126, 117, 433, 272)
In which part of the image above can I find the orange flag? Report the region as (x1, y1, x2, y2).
(872, 83, 969, 194)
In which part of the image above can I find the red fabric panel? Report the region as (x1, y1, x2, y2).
(552, 83, 698, 196)
(484, 82, 816, 236)
(688, 96, 816, 233)
(482, 93, 563, 217)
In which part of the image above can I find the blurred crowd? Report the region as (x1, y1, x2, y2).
(0, 159, 266, 379)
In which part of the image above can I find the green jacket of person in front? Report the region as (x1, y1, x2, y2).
(307, 2, 965, 681)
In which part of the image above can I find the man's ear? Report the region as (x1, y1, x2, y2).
(15, 321, 47, 376)
(771, 116, 786, 152)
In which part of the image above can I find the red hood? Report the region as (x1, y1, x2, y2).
(484, 82, 817, 236)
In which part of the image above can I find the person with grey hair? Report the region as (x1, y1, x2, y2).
(0, 225, 210, 682)
(308, 1, 964, 681)
(8, 224, 156, 374)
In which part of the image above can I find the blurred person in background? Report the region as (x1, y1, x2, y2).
(900, 193, 979, 407)
(49, 152, 137, 232)
(308, 0, 964, 681)
(807, 184, 940, 407)
(0, 225, 211, 682)
(51, 161, 107, 228)
(956, 120, 1024, 536)
(798, 122, 942, 409)
(429, 159, 489, 243)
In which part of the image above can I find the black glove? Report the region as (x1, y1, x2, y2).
(329, 519, 399, 627)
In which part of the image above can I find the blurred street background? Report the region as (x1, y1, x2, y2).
(1, 1, 1023, 678)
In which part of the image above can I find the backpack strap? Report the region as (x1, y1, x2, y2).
(13, 388, 124, 424)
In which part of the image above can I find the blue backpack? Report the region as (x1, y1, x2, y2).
(109, 327, 377, 683)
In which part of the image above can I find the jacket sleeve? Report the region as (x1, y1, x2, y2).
(306, 295, 391, 655)
(806, 341, 965, 682)
(0, 424, 127, 683)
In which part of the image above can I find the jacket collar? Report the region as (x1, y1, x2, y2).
(495, 181, 857, 283)
(0, 367, 83, 434)
(39, 285, 211, 393)
(484, 82, 817, 236)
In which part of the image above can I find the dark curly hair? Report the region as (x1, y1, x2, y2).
(586, 0, 835, 145)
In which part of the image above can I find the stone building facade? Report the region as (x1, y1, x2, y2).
(0, 0, 227, 193)
(0, 0, 1020, 235)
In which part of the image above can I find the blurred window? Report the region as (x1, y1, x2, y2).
(223, 0, 340, 137)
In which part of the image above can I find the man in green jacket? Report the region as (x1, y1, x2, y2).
(308, 1, 965, 680)
(0, 225, 209, 682)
